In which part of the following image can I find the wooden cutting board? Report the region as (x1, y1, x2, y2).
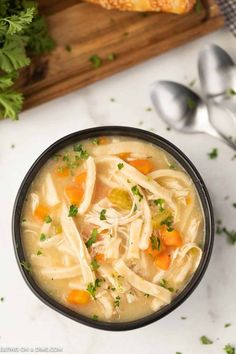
(18, 0, 224, 110)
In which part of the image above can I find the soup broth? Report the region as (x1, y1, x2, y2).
(21, 136, 204, 322)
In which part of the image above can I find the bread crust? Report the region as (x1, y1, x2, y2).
(85, 0, 196, 14)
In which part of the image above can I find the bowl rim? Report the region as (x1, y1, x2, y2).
(12, 126, 214, 331)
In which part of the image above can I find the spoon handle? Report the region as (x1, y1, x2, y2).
(205, 124, 236, 150)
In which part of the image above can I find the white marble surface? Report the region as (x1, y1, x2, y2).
(1, 28, 236, 354)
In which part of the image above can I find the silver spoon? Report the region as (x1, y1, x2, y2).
(198, 44, 236, 121)
(150, 80, 236, 150)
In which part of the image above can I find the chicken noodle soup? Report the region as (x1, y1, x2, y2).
(21, 137, 204, 322)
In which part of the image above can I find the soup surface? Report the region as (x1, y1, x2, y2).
(21, 136, 204, 322)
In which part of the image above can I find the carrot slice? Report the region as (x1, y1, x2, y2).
(118, 152, 130, 161)
(55, 166, 69, 178)
(75, 171, 87, 185)
(159, 225, 183, 248)
(34, 204, 49, 221)
(65, 184, 84, 204)
(95, 253, 105, 263)
(67, 289, 90, 305)
(155, 252, 171, 270)
(129, 159, 154, 174)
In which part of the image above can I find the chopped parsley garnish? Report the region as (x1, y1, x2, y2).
(92, 138, 100, 145)
(189, 79, 197, 87)
(107, 53, 117, 61)
(176, 352, 182, 354)
(114, 296, 121, 307)
(217, 224, 236, 245)
(40, 233, 46, 242)
(86, 229, 98, 248)
(131, 185, 143, 201)
(117, 163, 124, 170)
(154, 198, 165, 212)
(108, 286, 116, 291)
(100, 209, 107, 220)
(68, 204, 78, 217)
(144, 293, 150, 298)
(44, 215, 52, 223)
(150, 235, 161, 251)
(200, 336, 213, 345)
(134, 204, 137, 212)
(36, 250, 43, 256)
(224, 344, 235, 354)
(21, 218, 27, 223)
(87, 278, 102, 299)
(90, 54, 102, 68)
(91, 259, 100, 271)
(20, 260, 32, 273)
(92, 314, 99, 321)
(169, 164, 176, 169)
(187, 97, 197, 110)
(225, 323, 232, 328)
(226, 88, 236, 97)
(159, 279, 175, 293)
(73, 144, 89, 159)
(208, 148, 218, 159)
(0, 297, 4, 302)
(160, 215, 174, 231)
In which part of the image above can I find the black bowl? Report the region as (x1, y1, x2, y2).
(12, 126, 214, 331)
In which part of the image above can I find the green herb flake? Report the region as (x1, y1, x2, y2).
(90, 54, 102, 68)
(159, 279, 175, 293)
(200, 336, 213, 345)
(107, 53, 117, 61)
(40, 233, 46, 242)
(11, 144, 15, 148)
(189, 79, 197, 87)
(114, 296, 121, 307)
(226, 88, 236, 97)
(187, 97, 197, 110)
(208, 148, 218, 159)
(160, 215, 174, 231)
(131, 185, 143, 202)
(44, 215, 52, 224)
(150, 235, 160, 251)
(100, 209, 107, 220)
(68, 204, 78, 217)
(73, 144, 89, 159)
(36, 250, 43, 256)
(154, 198, 165, 212)
(20, 260, 32, 273)
(91, 259, 100, 271)
(134, 204, 137, 212)
(181, 316, 187, 320)
(92, 314, 99, 321)
(0, 297, 4, 302)
(225, 323, 232, 328)
(224, 344, 235, 354)
(117, 163, 124, 170)
(146, 107, 152, 112)
(92, 138, 99, 145)
(86, 229, 98, 248)
(144, 293, 150, 298)
(169, 164, 176, 169)
(176, 352, 182, 354)
(110, 97, 115, 102)
(87, 278, 102, 299)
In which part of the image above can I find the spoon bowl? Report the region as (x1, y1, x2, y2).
(150, 80, 236, 150)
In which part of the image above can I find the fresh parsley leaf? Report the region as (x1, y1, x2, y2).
(68, 204, 78, 217)
(208, 148, 218, 159)
(90, 54, 102, 68)
(224, 344, 235, 354)
(91, 259, 100, 271)
(92, 314, 99, 321)
(92, 138, 99, 145)
(154, 198, 165, 212)
(40, 233, 46, 242)
(44, 215, 52, 223)
(159, 279, 175, 293)
(86, 229, 98, 248)
(0, 89, 23, 120)
(114, 296, 121, 307)
(200, 336, 213, 345)
(87, 279, 102, 299)
(117, 163, 124, 170)
(3, 8, 35, 35)
(131, 185, 143, 201)
(144, 293, 150, 298)
(36, 250, 43, 256)
(100, 209, 107, 220)
(160, 215, 173, 231)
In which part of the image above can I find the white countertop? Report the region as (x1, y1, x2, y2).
(1, 27, 236, 354)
